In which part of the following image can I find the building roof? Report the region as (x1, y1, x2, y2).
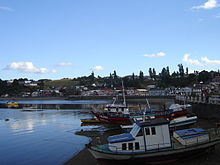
(108, 133, 135, 143)
(175, 128, 208, 139)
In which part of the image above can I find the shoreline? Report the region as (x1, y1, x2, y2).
(64, 148, 97, 165)
(64, 126, 123, 165)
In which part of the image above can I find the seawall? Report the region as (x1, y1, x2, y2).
(176, 99, 220, 120)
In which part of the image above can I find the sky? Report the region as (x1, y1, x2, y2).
(0, 0, 220, 80)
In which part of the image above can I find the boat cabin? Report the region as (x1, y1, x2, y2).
(104, 104, 130, 114)
(107, 118, 172, 152)
(173, 128, 209, 146)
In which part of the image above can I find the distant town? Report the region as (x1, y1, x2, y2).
(0, 65, 220, 104)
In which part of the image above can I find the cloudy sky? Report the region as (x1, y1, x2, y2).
(0, 0, 220, 80)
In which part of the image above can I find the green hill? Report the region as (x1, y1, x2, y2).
(44, 79, 79, 88)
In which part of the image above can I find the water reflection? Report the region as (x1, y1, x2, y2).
(0, 107, 97, 165)
(0, 99, 176, 165)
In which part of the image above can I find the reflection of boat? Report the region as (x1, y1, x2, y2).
(22, 105, 43, 111)
(5, 102, 20, 108)
(88, 118, 220, 163)
(80, 118, 101, 124)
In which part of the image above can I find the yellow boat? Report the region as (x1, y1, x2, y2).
(80, 118, 101, 123)
(5, 102, 20, 108)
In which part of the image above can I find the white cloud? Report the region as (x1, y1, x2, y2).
(92, 66, 104, 71)
(192, 0, 220, 10)
(4, 62, 56, 74)
(201, 56, 220, 64)
(182, 54, 203, 66)
(56, 62, 72, 67)
(144, 52, 166, 58)
(0, 6, 13, 12)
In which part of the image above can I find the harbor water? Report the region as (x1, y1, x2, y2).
(0, 100, 109, 165)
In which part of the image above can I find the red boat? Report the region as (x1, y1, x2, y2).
(92, 104, 191, 124)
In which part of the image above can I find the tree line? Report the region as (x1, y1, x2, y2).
(0, 64, 220, 97)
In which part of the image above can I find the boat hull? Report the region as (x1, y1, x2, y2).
(92, 112, 131, 124)
(80, 118, 101, 123)
(88, 140, 219, 163)
(92, 109, 189, 125)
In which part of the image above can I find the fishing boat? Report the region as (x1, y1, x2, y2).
(92, 79, 142, 124)
(87, 118, 220, 163)
(92, 103, 191, 125)
(91, 104, 139, 124)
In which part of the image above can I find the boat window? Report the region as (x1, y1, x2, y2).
(145, 128, 150, 135)
(135, 142, 140, 150)
(137, 129, 143, 136)
(122, 143, 127, 150)
(128, 143, 133, 150)
(151, 127, 156, 135)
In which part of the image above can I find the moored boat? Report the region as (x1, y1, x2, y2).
(5, 101, 20, 108)
(22, 105, 43, 111)
(92, 103, 192, 125)
(121, 114, 197, 132)
(80, 118, 101, 123)
(87, 118, 220, 163)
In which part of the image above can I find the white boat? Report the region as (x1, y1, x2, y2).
(121, 114, 197, 132)
(88, 118, 220, 163)
(169, 115, 197, 128)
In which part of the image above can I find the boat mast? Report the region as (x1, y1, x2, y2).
(121, 79, 126, 105)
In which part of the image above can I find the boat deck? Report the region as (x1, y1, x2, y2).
(90, 128, 220, 154)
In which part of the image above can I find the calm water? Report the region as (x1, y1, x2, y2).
(0, 100, 108, 165)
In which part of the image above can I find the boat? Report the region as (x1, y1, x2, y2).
(22, 105, 43, 111)
(169, 115, 197, 128)
(5, 101, 20, 108)
(92, 80, 142, 124)
(87, 118, 220, 163)
(80, 117, 101, 123)
(92, 103, 191, 125)
(91, 105, 138, 124)
(121, 114, 197, 132)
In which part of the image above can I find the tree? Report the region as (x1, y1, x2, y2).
(152, 68, 156, 79)
(113, 70, 117, 79)
(186, 67, 189, 75)
(178, 64, 184, 77)
(149, 68, 153, 78)
(139, 71, 144, 80)
(132, 73, 135, 80)
(198, 70, 211, 83)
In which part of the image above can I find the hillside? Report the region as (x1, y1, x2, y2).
(44, 79, 79, 88)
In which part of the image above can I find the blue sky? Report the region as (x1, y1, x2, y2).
(0, 0, 220, 80)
